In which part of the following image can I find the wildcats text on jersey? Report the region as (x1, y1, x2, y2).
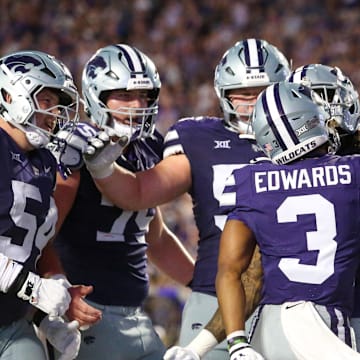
(254, 164, 352, 193)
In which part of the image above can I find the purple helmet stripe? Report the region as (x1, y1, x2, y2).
(273, 83, 300, 145)
(116, 45, 147, 78)
(115, 45, 135, 71)
(255, 39, 264, 68)
(261, 86, 287, 150)
(300, 64, 311, 79)
(243, 40, 251, 67)
(132, 48, 146, 72)
(243, 39, 265, 71)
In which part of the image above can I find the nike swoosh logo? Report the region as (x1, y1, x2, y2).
(285, 301, 304, 309)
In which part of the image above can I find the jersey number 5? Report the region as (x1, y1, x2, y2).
(3, 180, 57, 263)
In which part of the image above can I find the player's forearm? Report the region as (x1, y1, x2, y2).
(216, 269, 246, 334)
(205, 307, 226, 343)
(94, 164, 143, 210)
(37, 242, 65, 277)
(148, 231, 195, 285)
(242, 245, 263, 319)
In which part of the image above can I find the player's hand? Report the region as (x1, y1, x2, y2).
(163, 346, 200, 360)
(229, 343, 265, 360)
(66, 285, 102, 329)
(84, 134, 129, 179)
(48, 122, 109, 179)
(39, 315, 81, 360)
(17, 272, 71, 316)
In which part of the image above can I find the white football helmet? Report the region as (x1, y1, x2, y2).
(0, 50, 79, 148)
(253, 81, 340, 164)
(214, 38, 291, 134)
(82, 44, 161, 140)
(287, 64, 360, 134)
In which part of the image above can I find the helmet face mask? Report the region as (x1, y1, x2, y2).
(287, 64, 360, 135)
(0, 50, 79, 148)
(214, 38, 291, 134)
(82, 44, 161, 140)
(253, 82, 339, 164)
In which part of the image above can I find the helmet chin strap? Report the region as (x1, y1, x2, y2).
(25, 127, 50, 148)
(1, 110, 50, 148)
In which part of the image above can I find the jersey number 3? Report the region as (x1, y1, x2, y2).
(277, 194, 337, 284)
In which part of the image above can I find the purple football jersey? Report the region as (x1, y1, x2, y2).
(55, 130, 164, 306)
(163, 116, 268, 295)
(0, 129, 58, 325)
(227, 154, 360, 316)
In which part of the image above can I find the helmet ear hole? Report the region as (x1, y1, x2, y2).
(99, 90, 110, 105)
(1, 89, 10, 103)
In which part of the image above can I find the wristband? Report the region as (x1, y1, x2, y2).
(7, 267, 29, 295)
(227, 330, 248, 350)
(186, 329, 218, 357)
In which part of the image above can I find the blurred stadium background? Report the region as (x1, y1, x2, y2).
(2, 0, 359, 346)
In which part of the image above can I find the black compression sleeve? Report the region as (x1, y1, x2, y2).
(7, 267, 29, 294)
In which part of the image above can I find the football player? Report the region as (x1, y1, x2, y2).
(216, 81, 360, 359)
(287, 63, 360, 351)
(0, 50, 82, 360)
(50, 44, 195, 360)
(83, 39, 291, 359)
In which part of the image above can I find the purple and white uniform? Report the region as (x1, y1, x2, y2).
(163, 116, 268, 358)
(227, 154, 360, 347)
(54, 130, 166, 360)
(55, 131, 163, 306)
(0, 129, 58, 325)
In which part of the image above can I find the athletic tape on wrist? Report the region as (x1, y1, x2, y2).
(186, 329, 219, 357)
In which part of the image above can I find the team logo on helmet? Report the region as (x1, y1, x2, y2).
(2, 54, 43, 74)
(86, 55, 107, 79)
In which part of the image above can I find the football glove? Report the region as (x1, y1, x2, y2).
(227, 332, 264, 360)
(38, 314, 81, 360)
(9, 269, 71, 317)
(163, 346, 200, 360)
(48, 122, 108, 179)
(84, 134, 129, 179)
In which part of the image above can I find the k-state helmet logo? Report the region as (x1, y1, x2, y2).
(3, 55, 42, 74)
(86, 55, 107, 79)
